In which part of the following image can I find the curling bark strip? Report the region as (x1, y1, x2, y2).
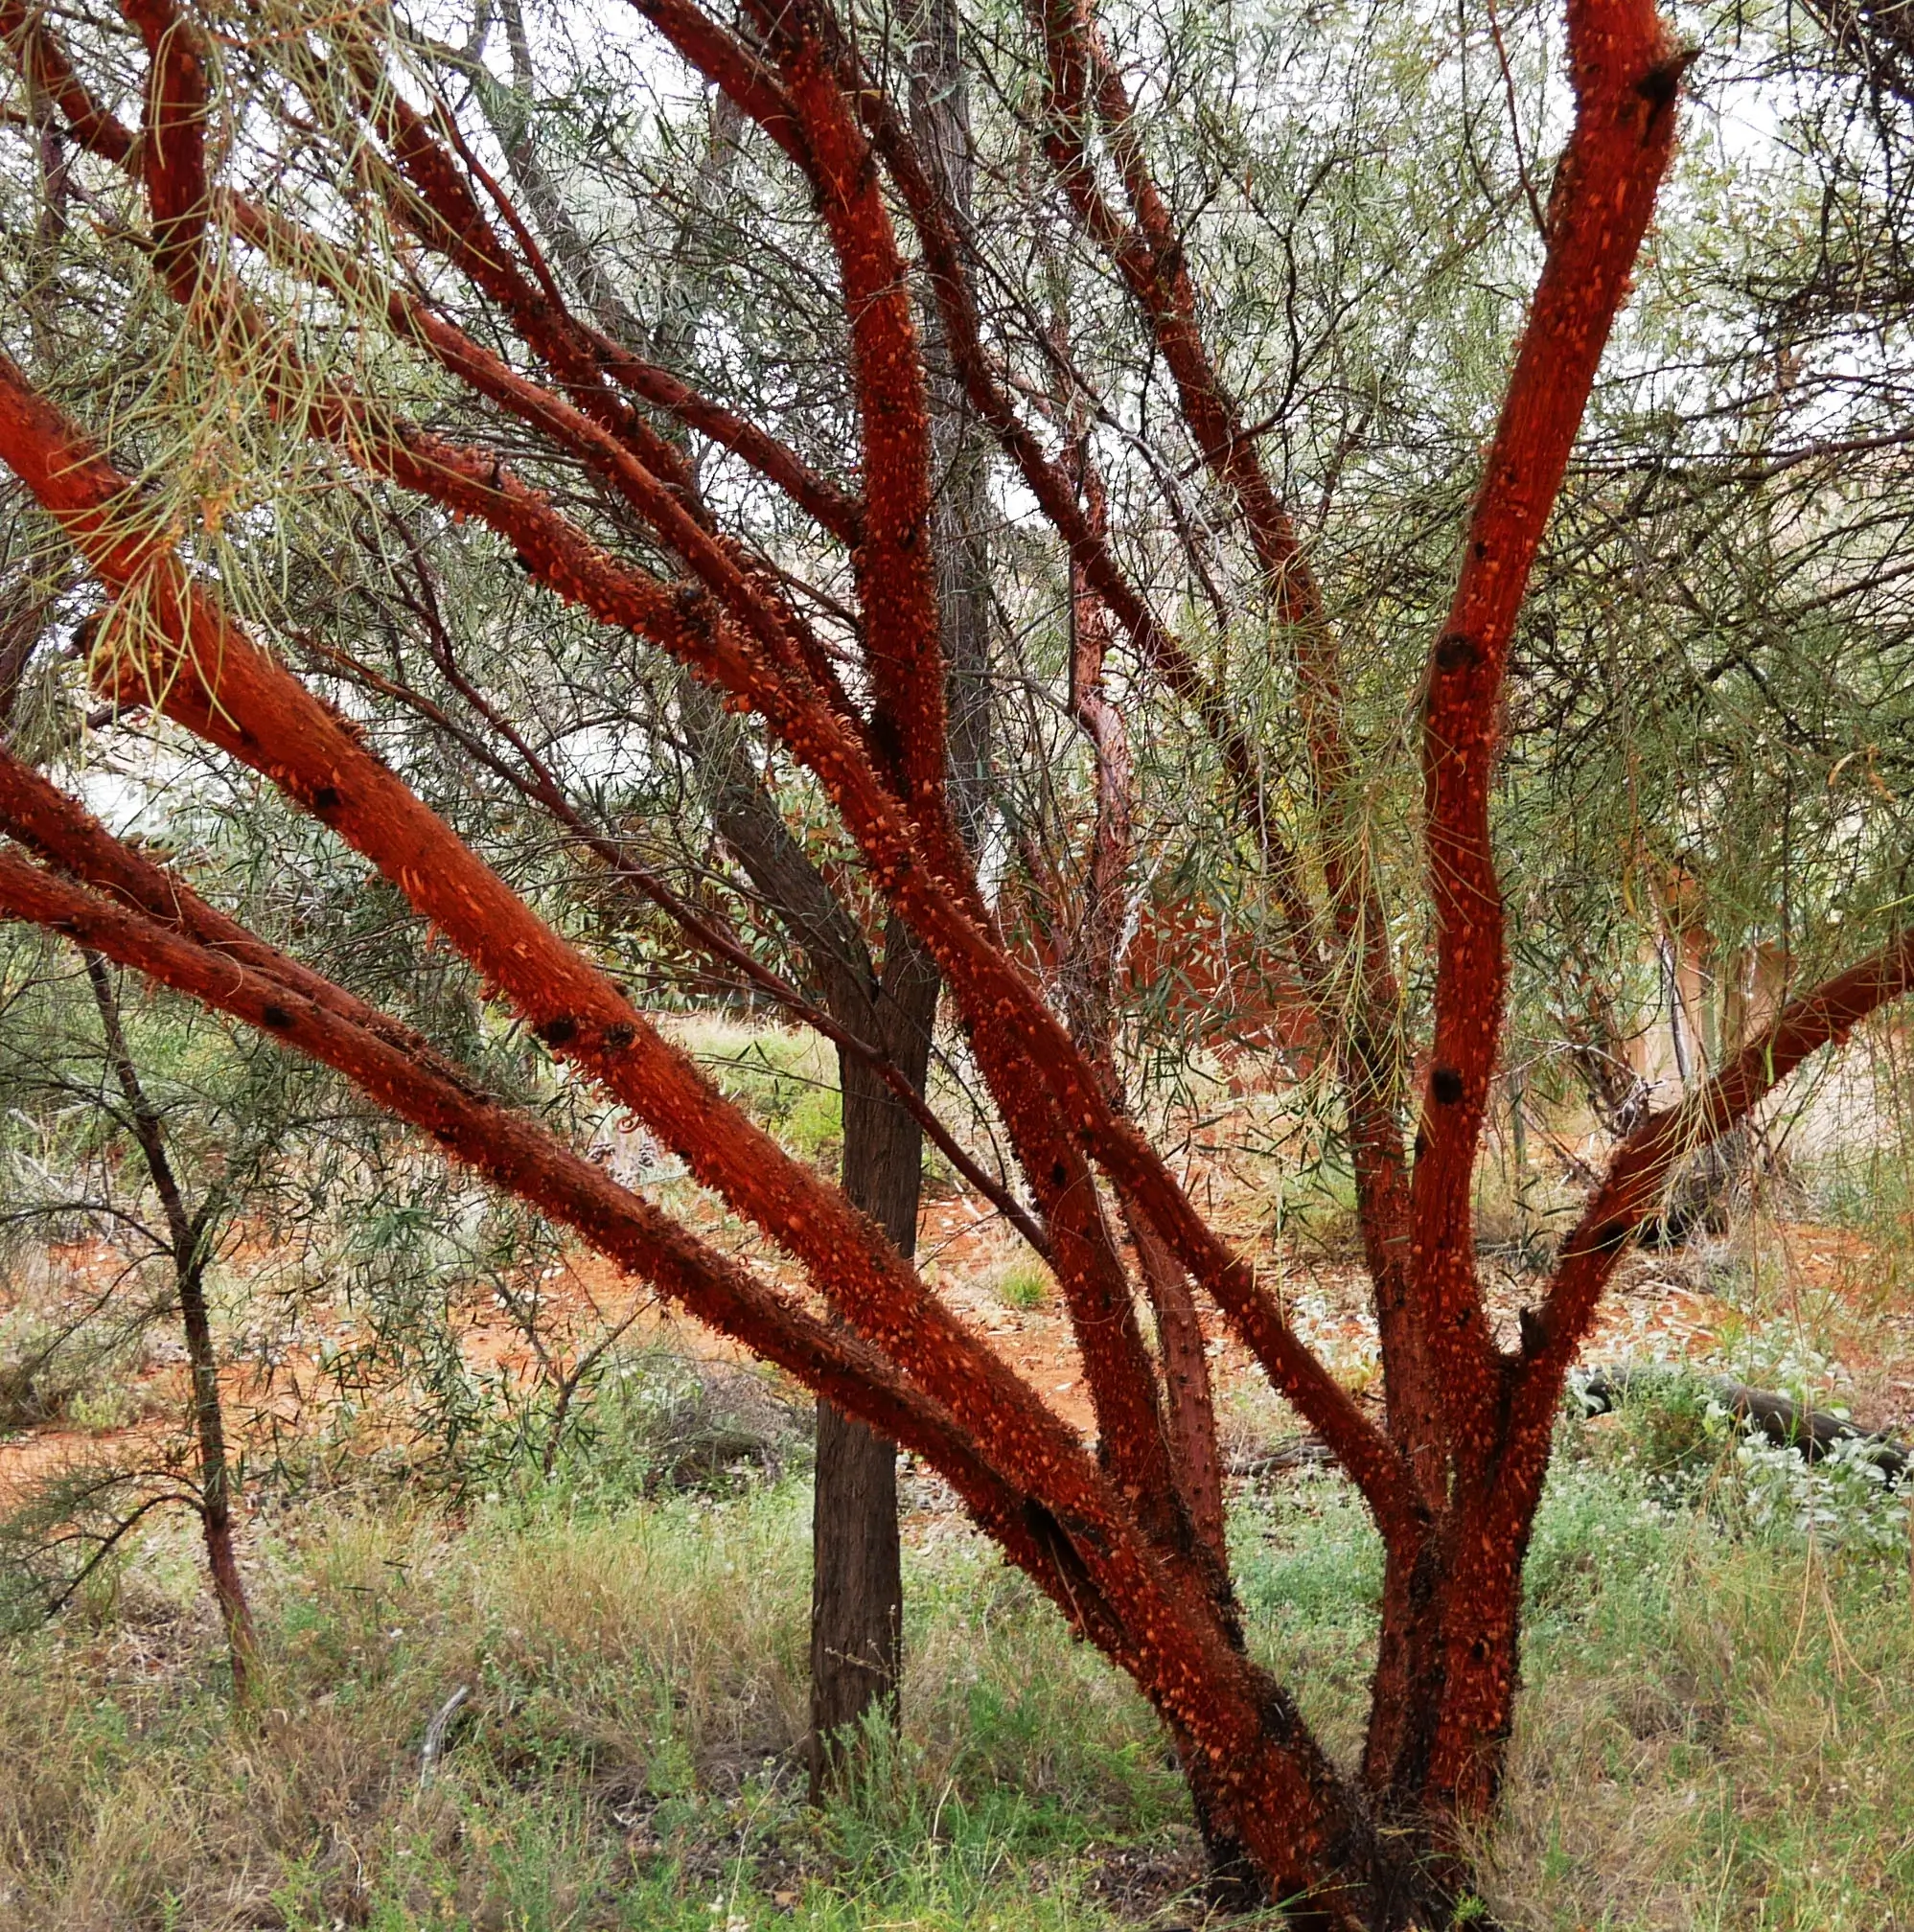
(1411, 0, 1680, 1438)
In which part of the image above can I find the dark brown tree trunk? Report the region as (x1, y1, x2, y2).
(809, 920, 940, 1794)
(809, 0, 991, 1795)
(807, 1401, 903, 1779)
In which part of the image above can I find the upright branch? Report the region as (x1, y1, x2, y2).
(1410, 0, 1683, 1444)
(744, 0, 950, 805)
(1057, 438, 1229, 1567)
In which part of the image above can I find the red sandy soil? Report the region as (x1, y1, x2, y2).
(7, 1178, 1912, 1514)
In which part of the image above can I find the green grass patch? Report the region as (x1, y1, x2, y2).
(2, 1399, 1911, 1929)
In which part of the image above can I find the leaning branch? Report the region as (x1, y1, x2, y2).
(0, 845, 1071, 1591)
(1532, 925, 1914, 1386)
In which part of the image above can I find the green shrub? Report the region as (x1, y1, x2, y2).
(993, 1260, 1050, 1312)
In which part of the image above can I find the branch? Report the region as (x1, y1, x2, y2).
(10, 8, 1406, 1550)
(676, 2, 1213, 1536)
(0, 841, 1359, 1837)
(1532, 925, 1914, 1383)
(1024, 0, 1437, 1475)
(310, 622, 1050, 1255)
(0, 0, 135, 164)
(747, 0, 948, 807)
(0, 843, 1045, 1547)
(0, 745, 448, 1071)
(1409, 0, 1683, 1437)
(212, 187, 864, 736)
(384, 35, 866, 549)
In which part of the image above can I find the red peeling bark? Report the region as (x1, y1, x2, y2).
(1410, 0, 1682, 1455)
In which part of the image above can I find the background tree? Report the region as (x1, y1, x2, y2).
(0, 937, 334, 1688)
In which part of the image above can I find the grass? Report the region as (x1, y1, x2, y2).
(2, 1375, 1910, 1931)
(665, 1019, 843, 1175)
(0, 1463, 1187, 1931)
(994, 1260, 1052, 1312)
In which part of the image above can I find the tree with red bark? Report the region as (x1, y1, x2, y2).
(0, 0, 1910, 1920)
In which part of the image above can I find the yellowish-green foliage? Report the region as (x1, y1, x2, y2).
(994, 1259, 1052, 1312)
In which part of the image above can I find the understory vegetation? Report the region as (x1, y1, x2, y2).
(4, 1198, 1911, 1932)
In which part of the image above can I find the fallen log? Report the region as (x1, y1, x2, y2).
(1224, 1437, 1339, 1480)
(1576, 1368, 1909, 1485)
